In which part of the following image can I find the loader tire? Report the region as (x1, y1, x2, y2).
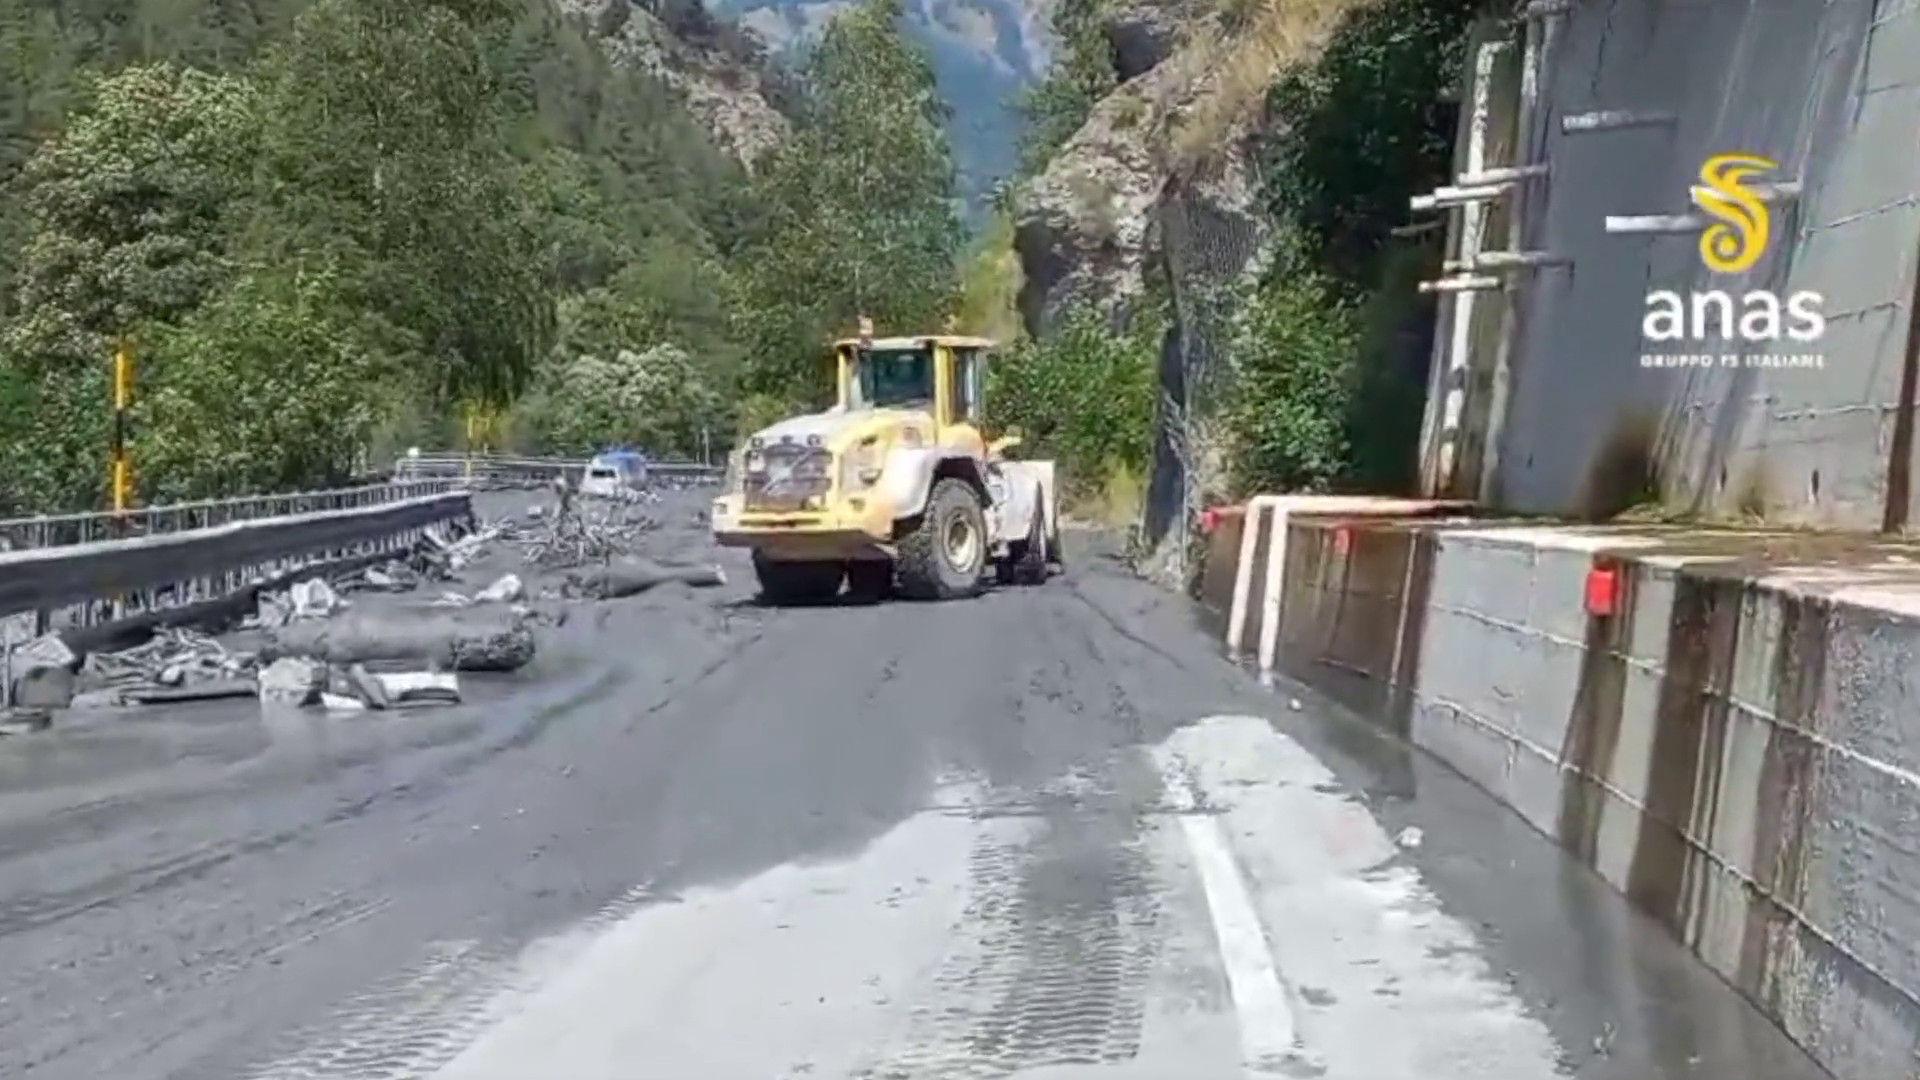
(896, 478, 987, 601)
(752, 553, 843, 605)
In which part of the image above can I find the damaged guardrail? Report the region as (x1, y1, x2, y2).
(0, 489, 474, 633)
(391, 452, 721, 486)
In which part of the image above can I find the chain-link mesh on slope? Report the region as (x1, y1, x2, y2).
(1140, 167, 1268, 587)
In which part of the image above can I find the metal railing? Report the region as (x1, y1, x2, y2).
(1, 490, 473, 637)
(0, 480, 459, 553)
(391, 452, 722, 487)
(0, 452, 712, 640)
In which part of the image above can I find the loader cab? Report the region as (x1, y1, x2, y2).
(835, 334, 995, 453)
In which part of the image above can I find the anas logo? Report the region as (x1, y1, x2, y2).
(1641, 152, 1825, 370)
(1692, 153, 1774, 274)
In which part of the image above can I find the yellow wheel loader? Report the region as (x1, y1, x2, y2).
(710, 334, 1062, 604)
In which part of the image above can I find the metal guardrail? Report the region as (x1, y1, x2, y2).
(0, 480, 459, 552)
(0, 490, 473, 633)
(0, 451, 709, 639)
(391, 453, 722, 486)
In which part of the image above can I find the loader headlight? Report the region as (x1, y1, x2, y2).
(840, 438, 884, 490)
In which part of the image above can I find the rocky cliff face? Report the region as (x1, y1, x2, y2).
(557, 0, 792, 168)
(1012, 0, 1286, 335)
(1012, 0, 1354, 583)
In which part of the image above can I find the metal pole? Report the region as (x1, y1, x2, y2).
(1476, 18, 1542, 504)
(111, 339, 132, 517)
(1434, 39, 1503, 495)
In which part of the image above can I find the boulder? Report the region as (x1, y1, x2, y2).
(13, 664, 74, 709)
(259, 657, 325, 706)
(1012, 15, 1282, 338)
(8, 631, 80, 709)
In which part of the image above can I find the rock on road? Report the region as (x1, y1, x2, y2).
(0, 491, 1828, 1080)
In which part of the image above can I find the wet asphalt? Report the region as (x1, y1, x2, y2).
(0, 489, 1832, 1079)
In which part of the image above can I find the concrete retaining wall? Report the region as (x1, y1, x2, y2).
(1424, 0, 1920, 530)
(1196, 502, 1920, 1080)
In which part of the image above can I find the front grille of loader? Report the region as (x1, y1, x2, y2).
(744, 445, 831, 511)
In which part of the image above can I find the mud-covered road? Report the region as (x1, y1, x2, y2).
(0, 489, 1829, 1079)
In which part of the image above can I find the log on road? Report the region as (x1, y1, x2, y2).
(261, 610, 536, 672)
(567, 558, 725, 600)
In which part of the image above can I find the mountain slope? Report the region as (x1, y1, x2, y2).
(555, 0, 793, 167)
(712, 0, 1052, 211)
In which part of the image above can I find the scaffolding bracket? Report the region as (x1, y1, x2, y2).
(1561, 110, 1676, 134)
(1410, 182, 1512, 213)
(1447, 250, 1571, 272)
(1458, 163, 1549, 186)
(1420, 275, 1504, 294)
(1606, 181, 1804, 234)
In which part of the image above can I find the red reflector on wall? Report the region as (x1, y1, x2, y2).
(1200, 508, 1221, 534)
(1333, 526, 1352, 556)
(1585, 563, 1621, 617)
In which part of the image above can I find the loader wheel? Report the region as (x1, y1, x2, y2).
(997, 485, 1050, 586)
(752, 553, 843, 605)
(896, 477, 987, 600)
(845, 560, 894, 603)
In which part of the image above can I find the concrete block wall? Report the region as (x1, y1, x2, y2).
(1196, 506, 1920, 1080)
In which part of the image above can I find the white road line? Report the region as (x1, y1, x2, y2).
(1164, 767, 1300, 1073)
(1158, 714, 1566, 1079)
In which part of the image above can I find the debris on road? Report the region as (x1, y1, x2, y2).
(262, 610, 535, 673)
(2, 483, 727, 733)
(120, 679, 257, 705)
(476, 573, 524, 603)
(0, 708, 51, 735)
(566, 558, 726, 600)
(507, 502, 656, 568)
(85, 628, 251, 693)
(6, 631, 80, 710)
(259, 656, 326, 706)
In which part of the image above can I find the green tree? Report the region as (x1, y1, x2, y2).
(740, 0, 962, 406)
(988, 303, 1160, 496)
(1225, 264, 1358, 495)
(519, 342, 722, 458)
(2, 62, 260, 367)
(0, 61, 261, 514)
(135, 265, 401, 501)
(247, 0, 553, 409)
(0, 0, 81, 318)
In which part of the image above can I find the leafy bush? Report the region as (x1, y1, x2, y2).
(988, 303, 1161, 501)
(517, 343, 722, 459)
(136, 267, 400, 502)
(1223, 263, 1358, 495)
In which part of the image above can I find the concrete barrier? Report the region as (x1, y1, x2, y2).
(1199, 502, 1920, 1080)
